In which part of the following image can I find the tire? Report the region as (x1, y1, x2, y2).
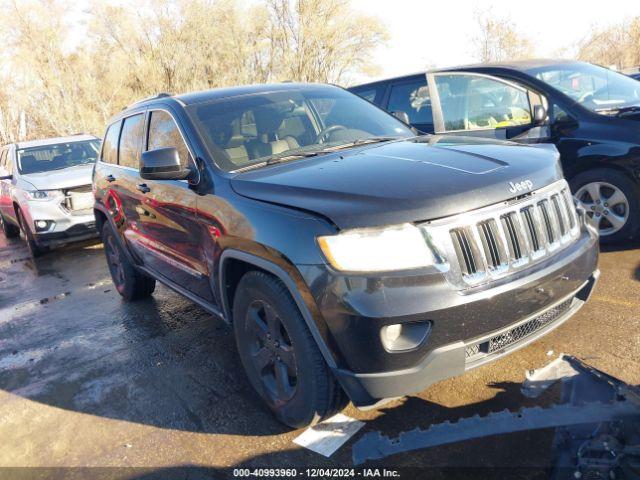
(0, 213, 20, 239)
(233, 270, 348, 428)
(101, 222, 156, 301)
(570, 168, 640, 244)
(16, 208, 47, 257)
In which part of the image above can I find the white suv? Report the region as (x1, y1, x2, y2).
(0, 134, 101, 256)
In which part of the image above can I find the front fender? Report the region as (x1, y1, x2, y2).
(218, 248, 339, 369)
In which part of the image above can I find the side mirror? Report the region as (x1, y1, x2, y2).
(140, 147, 191, 181)
(0, 174, 12, 181)
(533, 105, 547, 126)
(392, 110, 411, 125)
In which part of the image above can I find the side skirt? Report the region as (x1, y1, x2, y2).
(138, 265, 225, 321)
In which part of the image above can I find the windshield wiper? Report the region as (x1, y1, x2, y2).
(352, 136, 402, 145)
(232, 137, 402, 173)
(327, 136, 402, 151)
(233, 150, 332, 173)
(265, 150, 333, 165)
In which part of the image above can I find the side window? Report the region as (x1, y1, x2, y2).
(101, 121, 121, 164)
(147, 110, 190, 168)
(0, 149, 6, 171)
(387, 81, 433, 125)
(119, 114, 145, 169)
(434, 74, 532, 131)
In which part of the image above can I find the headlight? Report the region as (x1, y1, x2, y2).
(26, 190, 64, 200)
(317, 223, 434, 272)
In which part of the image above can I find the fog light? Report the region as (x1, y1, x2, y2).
(380, 321, 432, 352)
(34, 220, 54, 232)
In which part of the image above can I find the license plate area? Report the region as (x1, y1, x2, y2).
(67, 192, 94, 211)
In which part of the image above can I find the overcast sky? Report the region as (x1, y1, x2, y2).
(350, 0, 640, 83)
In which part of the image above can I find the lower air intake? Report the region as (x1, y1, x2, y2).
(465, 298, 574, 360)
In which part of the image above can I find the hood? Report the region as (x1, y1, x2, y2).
(230, 136, 564, 229)
(20, 164, 94, 191)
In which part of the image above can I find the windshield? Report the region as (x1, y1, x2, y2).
(186, 87, 414, 172)
(17, 140, 101, 175)
(528, 62, 640, 113)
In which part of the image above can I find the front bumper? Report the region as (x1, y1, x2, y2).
(21, 198, 98, 247)
(337, 272, 597, 406)
(299, 225, 599, 407)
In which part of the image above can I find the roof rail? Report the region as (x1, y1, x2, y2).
(123, 92, 173, 110)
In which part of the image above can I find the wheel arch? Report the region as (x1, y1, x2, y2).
(9, 201, 21, 226)
(93, 202, 140, 267)
(219, 249, 337, 369)
(570, 160, 635, 178)
(94, 207, 107, 232)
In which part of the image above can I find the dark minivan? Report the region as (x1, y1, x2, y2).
(350, 60, 640, 243)
(93, 83, 598, 427)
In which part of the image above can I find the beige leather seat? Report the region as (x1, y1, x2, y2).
(269, 137, 300, 155)
(225, 145, 250, 165)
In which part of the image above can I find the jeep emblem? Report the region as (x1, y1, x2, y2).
(508, 179, 534, 194)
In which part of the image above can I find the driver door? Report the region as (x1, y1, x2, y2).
(427, 72, 549, 143)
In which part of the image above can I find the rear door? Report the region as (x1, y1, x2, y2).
(428, 72, 549, 142)
(108, 113, 148, 256)
(94, 119, 125, 236)
(134, 108, 212, 301)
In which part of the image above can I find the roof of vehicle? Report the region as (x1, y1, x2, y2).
(127, 82, 342, 110)
(433, 59, 585, 72)
(347, 72, 428, 89)
(15, 134, 99, 149)
(348, 59, 588, 88)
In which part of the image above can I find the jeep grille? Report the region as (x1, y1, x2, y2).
(423, 180, 581, 289)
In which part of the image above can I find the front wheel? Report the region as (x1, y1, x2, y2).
(17, 209, 47, 257)
(233, 271, 347, 428)
(0, 213, 20, 239)
(102, 222, 156, 301)
(571, 168, 640, 244)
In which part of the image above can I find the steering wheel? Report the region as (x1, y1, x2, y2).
(316, 124, 348, 143)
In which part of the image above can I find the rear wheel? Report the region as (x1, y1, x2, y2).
(233, 270, 347, 428)
(17, 209, 47, 257)
(571, 168, 640, 244)
(0, 214, 20, 239)
(102, 222, 156, 300)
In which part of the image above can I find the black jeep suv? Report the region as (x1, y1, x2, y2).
(93, 83, 599, 427)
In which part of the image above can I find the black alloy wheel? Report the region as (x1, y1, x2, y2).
(101, 222, 155, 301)
(245, 298, 298, 406)
(233, 271, 348, 428)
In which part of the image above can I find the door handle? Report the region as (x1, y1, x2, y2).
(106, 174, 116, 183)
(137, 183, 151, 194)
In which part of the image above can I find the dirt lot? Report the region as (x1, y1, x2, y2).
(0, 231, 638, 478)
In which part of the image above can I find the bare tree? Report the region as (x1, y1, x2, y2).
(0, 0, 388, 140)
(471, 8, 534, 63)
(266, 0, 387, 83)
(577, 18, 640, 70)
